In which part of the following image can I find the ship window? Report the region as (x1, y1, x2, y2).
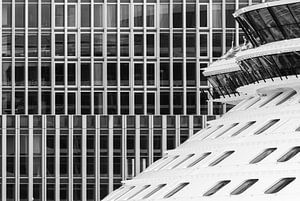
(259, 92, 282, 108)
(250, 148, 277, 164)
(254, 119, 280, 135)
(171, 154, 195, 169)
(214, 123, 239, 138)
(231, 121, 256, 137)
(126, 185, 150, 200)
(230, 179, 258, 195)
(112, 186, 135, 200)
(156, 155, 179, 170)
(143, 184, 166, 199)
(209, 151, 234, 166)
(203, 180, 230, 196)
(187, 152, 211, 167)
(164, 182, 189, 198)
(201, 125, 224, 140)
(276, 91, 296, 106)
(264, 178, 295, 194)
(277, 146, 300, 162)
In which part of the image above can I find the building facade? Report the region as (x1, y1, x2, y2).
(0, 0, 263, 200)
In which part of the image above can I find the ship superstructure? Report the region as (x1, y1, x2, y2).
(103, 1, 300, 200)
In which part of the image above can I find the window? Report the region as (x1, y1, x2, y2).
(81, 63, 91, 86)
(94, 63, 103, 86)
(42, 4, 51, 27)
(42, 92, 51, 114)
(55, 63, 64, 85)
(264, 178, 295, 194)
(15, 4, 25, 27)
(55, 34, 64, 56)
(120, 34, 129, 57)
(143, 184, 166, 199)
(15, 34, 25, 57)
(15, 92, 25, 114)
(186, 4, 195, 28)
(214, 123, 239, 138)
(55, 93, 64, 114)
(171, 154, 194, 169)
(107, 63, 117, 86)
(2, 4, 12, 28)
(276, 91, 296, 105)
(107, 34, 117, 57)
(231, 121, 256, 137)
(146, 5, 155, 27)
(200, 34, 208, 57)
(2, 34, 12, 57)
(173, 4, 182, 28)
(164, 183, 189, 198)
(186, 63, 196, 86)
(187, 152, 211, 167)
(2, 62, 11, 86)
(147, 63, 155, 86)
(28, 92, 38, 114)
(15, 63, 25, 86)
(200, 4, 208, 27)
(120, 63, 129, 86)
(209, 151, 234, 166)
(173, 34, 183, 57)
(28, 34, 38, 57)
(55, 5, 64, 27)
(134, 34, 144, 56)
(134, 5, 143, 27)
(186, 34, 196, 57)
(174, 92, 183, 114)
(94, 34, 103, 57)
(41, 63, 51, 86)
(107, 92, 117, 114)
(147, 34, 155, 56)
(107, 4, 117, 27)
(134, 63, 144, 86)
(160, 92, 170, 114)
(94, 92, 103, 114)
(213, 32, 222, 57)
(160, 63, 169, 86)
(127, 185, 150, 200)
(81, 4, 90, 27)
(203, 180, 231, 196)
(121, 92, 129, 114)
(42, 34, 51, 57)
(226, 4, 235, 28)
(250, 148, 277, 164)
(81, 34, 91, 57)
(81, 92, 91, 114)
(68, 5, 76, 27)
(187, 92, 196, 114)
(147, 93, 155, 114)
(28, 63, 38, 86)
(212, 4, 222, 28)
(135, 93, 144, 114)
(160, 33, 169, 57)
(120, 4, 129, 27)
(28, 4, 38, 27)
(231, 179, 258, 195)
(160, 4, 169, 28)
(254, 119, 280, 135)
(68, 63, 76, 85)
(66, 34, 76, 56)
(94, 4, 103, 27)
(278, 147, 300, 162)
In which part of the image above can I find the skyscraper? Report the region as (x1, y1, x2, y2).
(0, 0, 263, 200)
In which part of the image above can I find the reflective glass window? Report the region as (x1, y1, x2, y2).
(28, 63, 38, 86)
(81, 63, 91, 86)
(81, 92, 91, 114)
(42, 4, 51, 27)
(41, 62, 51, 86)
(186, 33, 196, 57)
(147, 63, 155, 86)
(134, 5, 143, 27)
(68, 63, 76, 85)
(107, 63, 117, 86)
(186, 4, 196, 28)
(173, 4, 182, 28)
(2, 62, 11, 86)
(28, 34, 38, 57)
(134, 34, 144, 56)
(121, 63, 129, 86)
(68, 34, 76, 56)
(55, 5, 64, 27)
(68, 5, 76, 27)
(81, 34, 91, 56)
(120, 4, 129, 27)
(134, 63, 144, 86)
(200, 4, 208, 27)
(107, 92, 117, 114)
(16, 4, 25, 27)
(2, 4, 12, 28)
(173, 92, 183, 114)
(135, 93, 144, 114)
(42, 34, 51, 57)
(55, 63, 64, 85)
(120, 34, 129, 57)
(173, 33, 183, 57)
(146, 5, 155, 27)
(55, 34, 64, 56)
(81, 4, 90, 27)
(160, 4, 169, 28)
(160, 33, 169, 57)
(107, 34, 117, 57)
(94, 63, 103, 86)
(94, 4, 103, 27)
(94, 92, 103, 114)
(121, 92, 129, 114)
(15, 34, 25, 57)
(28, 4, 38, 27)
(146, 34, 155, 56)
(15, 62, 25, 86)
(94, 34, 103, 57)
(160, 92, 170, 114)
(107, 4, 117, 27)
(55, 93, 64, 114)
(2, 34, 12, 57)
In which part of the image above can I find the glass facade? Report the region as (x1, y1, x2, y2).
(236, 2, 300, 46)
(0, 0, 263, 200)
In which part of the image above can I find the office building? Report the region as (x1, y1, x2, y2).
(0, 0, 263, 200)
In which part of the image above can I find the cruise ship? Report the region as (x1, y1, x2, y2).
(103, 0, 300, 200)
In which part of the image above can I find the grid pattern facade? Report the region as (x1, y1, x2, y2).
(0, 0, 265, 116)
(0, 0, 264, 200)
(0, 114, 216, 200)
